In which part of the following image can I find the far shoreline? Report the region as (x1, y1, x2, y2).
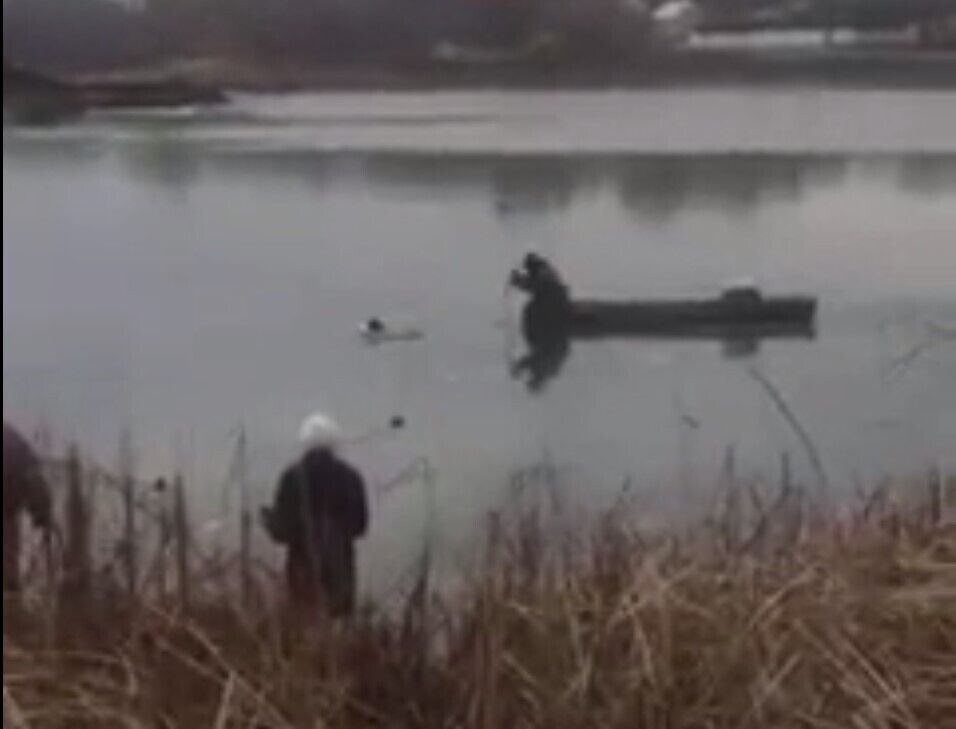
(5, 47, 956, 124)
(168, 47, 956, 94)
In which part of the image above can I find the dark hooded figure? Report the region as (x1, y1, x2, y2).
(262, 414, 368, 617)
(3, 423, 53, 592)
(509, 253, 573, 348)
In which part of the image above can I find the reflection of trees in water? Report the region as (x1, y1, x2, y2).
(105, 146, 954, 212)
(490, 156, 586, 216)
(361, 153, 491, 198)
(204, 150, 346, 191)
(353, 153, 854, 219)
(361, 153, 586, 214)
(615, 155, 849, 222)
(2, 137, 107, 169)
(120, 138, 202, 191)
(894, 155, 956, 197)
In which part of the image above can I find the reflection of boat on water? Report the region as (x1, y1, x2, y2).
(510, 299, 815, 393)
(507, 258, 818, 393)
(509, 307, 806, 394)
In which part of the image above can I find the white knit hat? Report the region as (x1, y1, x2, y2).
(298, 411, 343, 451)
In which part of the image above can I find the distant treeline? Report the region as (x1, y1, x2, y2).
(3, 0, 953, 73)
(3, 0, 653, 71)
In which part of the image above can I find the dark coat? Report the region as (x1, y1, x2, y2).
(3, 423, 51, 529)
(265, 448, 368, 615)
(4, 423, 52, 592)
(267, 448, 368, 548)
(510, 257, 573, 348)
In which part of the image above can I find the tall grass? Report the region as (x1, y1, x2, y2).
(4, 445, 955, 728)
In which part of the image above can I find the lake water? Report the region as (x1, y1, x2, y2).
(4, 89, 956, 590)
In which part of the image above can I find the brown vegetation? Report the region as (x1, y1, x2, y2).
(4, 449, 955, 728)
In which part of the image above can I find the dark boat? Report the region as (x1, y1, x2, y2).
(568, 288, 817, 340)
(508, 255, 817, 392)
(509, 254, 817, 348)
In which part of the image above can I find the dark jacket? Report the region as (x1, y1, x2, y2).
(510, 259, 571, 311)
(266, 448, 368, 550)
(265, 448, 369, 615)
(511, 259, 573, 348)
(3, 423, 52, 530)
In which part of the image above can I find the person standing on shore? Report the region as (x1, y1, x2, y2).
(3, 423, 53, 593)
(262, 414, 369, 618)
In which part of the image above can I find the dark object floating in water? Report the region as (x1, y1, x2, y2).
(360, 317, 425, 345)
(509, 255, 817, 341)
(507, 254, 817, 394)
(568, 286, 817, 340)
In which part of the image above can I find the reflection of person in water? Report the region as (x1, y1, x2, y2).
(511, 332, 571, 393)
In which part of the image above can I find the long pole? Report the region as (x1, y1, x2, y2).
(120, 430, 137, 604)
(237, 427, 253, 608)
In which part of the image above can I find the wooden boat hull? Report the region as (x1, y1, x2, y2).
(566, 296, 817, 339)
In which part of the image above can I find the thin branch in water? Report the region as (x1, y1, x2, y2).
(748, 366, 831, 502)
(886, 320, 956, 381)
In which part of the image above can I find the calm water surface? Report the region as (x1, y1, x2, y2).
(4, 89, 956, 590)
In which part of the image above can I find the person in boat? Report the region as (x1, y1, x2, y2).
(262, 413, 369, 618)
(3, 423, 53, 593)
(509, 253, 573, 347)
